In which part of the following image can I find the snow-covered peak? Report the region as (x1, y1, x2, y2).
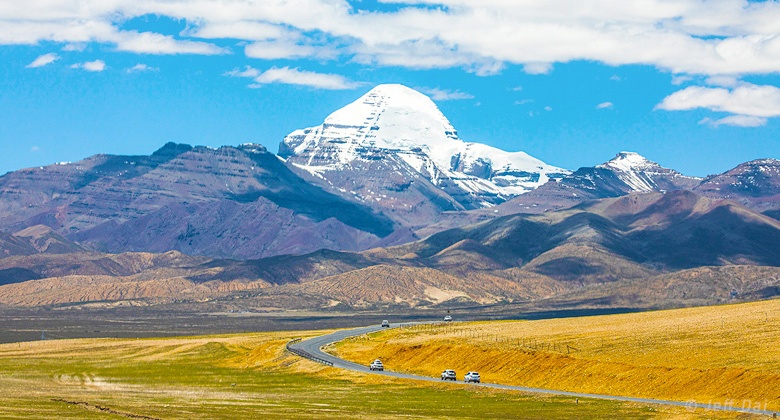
(598, 152, 657, 172)
(280, 84, 570, 207)
(286, 83, 461, 168)
(595, 151, 697, 193)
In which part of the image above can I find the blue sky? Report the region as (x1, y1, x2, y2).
(2, 1, 780, 177)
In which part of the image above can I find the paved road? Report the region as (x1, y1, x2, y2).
(289, 323, 777, 417)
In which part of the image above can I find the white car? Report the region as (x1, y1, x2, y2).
(464, 371, 480, 383)
(444, 315, 452, 322)
(381, 320, 390, 328)
(369, 359, 384, 371)
(441, 369, 456, 381)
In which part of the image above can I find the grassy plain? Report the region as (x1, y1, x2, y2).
(335, 298, 780, 414)
(0, 327, 752, 419)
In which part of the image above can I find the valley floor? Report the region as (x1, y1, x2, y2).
(1, 302, 777, 418)
(334, 298, 780, 415)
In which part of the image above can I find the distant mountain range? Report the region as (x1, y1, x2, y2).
(1, 84, 779, 311)
(2, 190, 780, 310)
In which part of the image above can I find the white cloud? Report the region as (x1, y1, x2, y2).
(7, 1, 780, 77)
(596, 102, 614, 109)
(514, 99, 534, 105)
(26, 53, 59, 68)
(30, 146, 40, 152)
(657, 83, 780, 118)
(699, 115, 768, 127)
(184, 21, 285, 41)
(224, 66, 261, 78)
(113, 31, 228, 55)
(127, 63, 158, 73)
(62, 43, 86, 52)
(672, 75, 693, 85)
(610, 75, 621, 81)
(245, 40, 329, 60)
(71, 60, 106, 72)
(252, 67, 362, 90)
(417, 87, 474, 101)
(523, 62, 553, 75)
(544, 106, 552, 111)
(704, 75, 741, 88)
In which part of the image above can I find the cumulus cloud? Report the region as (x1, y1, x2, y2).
(71, 60, 106, 72)
(26, 53, 59, 68)
(417, 87, 474, 101)
(657, 83, 780, 118)
(596, 102, 614, 109)
(658, 82, 780, 127)
(6, 1, 780, 77)
(229, 66, 362, 90)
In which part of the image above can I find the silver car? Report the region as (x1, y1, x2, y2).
(369, 359, 384, 371)
(441, 369, 456, 380)
(464, 371, 480, 383)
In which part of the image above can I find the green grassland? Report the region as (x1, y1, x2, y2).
(0, 329, 751, 419)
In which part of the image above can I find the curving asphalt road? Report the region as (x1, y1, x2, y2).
(289, 323, 778, 417)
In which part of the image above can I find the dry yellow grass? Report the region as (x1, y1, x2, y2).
(334, 298, 780, 412)
(0, 327, 764, 418)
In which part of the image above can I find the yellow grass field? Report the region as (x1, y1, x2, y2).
(0, 323, 760, 419)
(334, 298, 780, 413)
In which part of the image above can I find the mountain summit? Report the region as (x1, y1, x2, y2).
(280, 84, 569, 213)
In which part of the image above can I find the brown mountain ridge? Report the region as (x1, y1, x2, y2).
(3, 190, 780, 311)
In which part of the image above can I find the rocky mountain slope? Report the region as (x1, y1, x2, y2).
(492, 152, 701, 216)
(694, 158, 780, 217)
(0, 143, 398, 259)
(4, 190, 780, 310)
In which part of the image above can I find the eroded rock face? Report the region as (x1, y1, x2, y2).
(280, 84, 569, 224)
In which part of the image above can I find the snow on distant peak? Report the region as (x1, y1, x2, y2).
(598, 152, 656, 172)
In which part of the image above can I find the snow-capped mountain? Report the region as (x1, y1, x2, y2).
(597, 152, 701, 193)
(280, 84, 569, 212)
(491, 152, 702, 216)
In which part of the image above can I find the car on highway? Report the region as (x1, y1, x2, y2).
(441, 369, 456, 380)
(369, 359, 384, 371)
(464, 371, 480, 383)
(381, 320, 390, 328)
(444, 315, 452, 322)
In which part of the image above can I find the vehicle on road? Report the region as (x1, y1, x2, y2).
(369, 359, 384, 371)
(381, 320, 390, 328)
(444, 315, 452, 322)
(464, 371, 480, 383)
(441, 369, 456, 380)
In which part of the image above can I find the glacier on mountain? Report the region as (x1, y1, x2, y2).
(279, 84, 569, 208)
